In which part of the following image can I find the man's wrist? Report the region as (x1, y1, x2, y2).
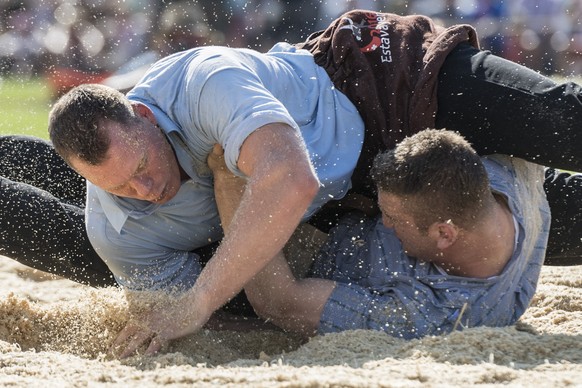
(214, 171, 246, 194)
(181, 284, 214, 326)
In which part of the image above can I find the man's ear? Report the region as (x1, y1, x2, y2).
(428, 220, 460, 250)
(131, 102, 157, 124)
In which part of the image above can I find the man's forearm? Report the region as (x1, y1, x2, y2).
(245, 252, 335, 337)
(194, 124, 320, 318)
(194, 168, 317, 316)
(209, 143, 333, 336)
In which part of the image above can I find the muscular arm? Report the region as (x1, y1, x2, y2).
(192, 122, 320, 316)
(245, 254, 335, 337)
(209, 142, 335, 337)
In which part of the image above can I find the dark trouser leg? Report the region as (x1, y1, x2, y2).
(0, 135, 86, 206)
(0, 177, 116, 286)
(0, 135, 115, 286)
(543, 169, 582, 265)
(436, 45, 582, 265)
(436, 43, 582, 172)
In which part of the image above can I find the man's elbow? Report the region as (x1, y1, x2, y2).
(287, 167, 320, 207)
(247, 290, 279, 321)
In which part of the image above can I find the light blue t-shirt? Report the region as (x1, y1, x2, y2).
(86, 44, 364, 289)
(313, 155, 550, 338)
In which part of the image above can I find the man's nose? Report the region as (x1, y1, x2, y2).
(130, 175, 153, 199)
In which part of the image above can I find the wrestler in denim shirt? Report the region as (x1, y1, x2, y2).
(312, 155, 550, 339)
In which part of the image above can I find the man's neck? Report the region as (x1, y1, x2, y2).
(438, 194, 515, 278)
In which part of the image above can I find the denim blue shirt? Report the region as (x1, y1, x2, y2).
(313, 155, 550, 338)
(86, 44, 364, 289)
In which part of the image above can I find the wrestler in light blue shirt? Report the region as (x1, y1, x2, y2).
(86, 43, 365, 290)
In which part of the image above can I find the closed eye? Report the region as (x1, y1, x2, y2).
(135, 154, 148, 174)
(105, 153, 147, 193)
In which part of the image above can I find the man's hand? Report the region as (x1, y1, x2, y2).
(108, 290, 212, 359)
(207, 143, 228, 174)
(109, 319, 163, 359)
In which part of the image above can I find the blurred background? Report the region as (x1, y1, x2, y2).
(1, 0, 582, 136)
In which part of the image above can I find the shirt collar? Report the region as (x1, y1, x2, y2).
(90, 182, 161, 233)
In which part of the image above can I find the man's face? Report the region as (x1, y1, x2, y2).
(377, 191, 438, 260)
(71, 118, 182, 204)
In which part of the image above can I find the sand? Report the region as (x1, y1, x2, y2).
(0, 254, 580, 387)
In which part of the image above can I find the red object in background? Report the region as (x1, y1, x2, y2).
(46, 67, 111, 98)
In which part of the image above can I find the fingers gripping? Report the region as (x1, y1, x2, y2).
(109, 320, 164, 359)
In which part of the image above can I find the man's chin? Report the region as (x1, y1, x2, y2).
(151, 186, 173, 204)
(402, 247, 417, 257)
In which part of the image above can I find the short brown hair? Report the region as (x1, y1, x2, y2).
(371, 129, 492, 231)
(48, 84, 137, 166)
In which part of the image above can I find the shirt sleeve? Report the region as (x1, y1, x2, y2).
(192, 66, 299, 177)
(319, 278, 465, 339)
